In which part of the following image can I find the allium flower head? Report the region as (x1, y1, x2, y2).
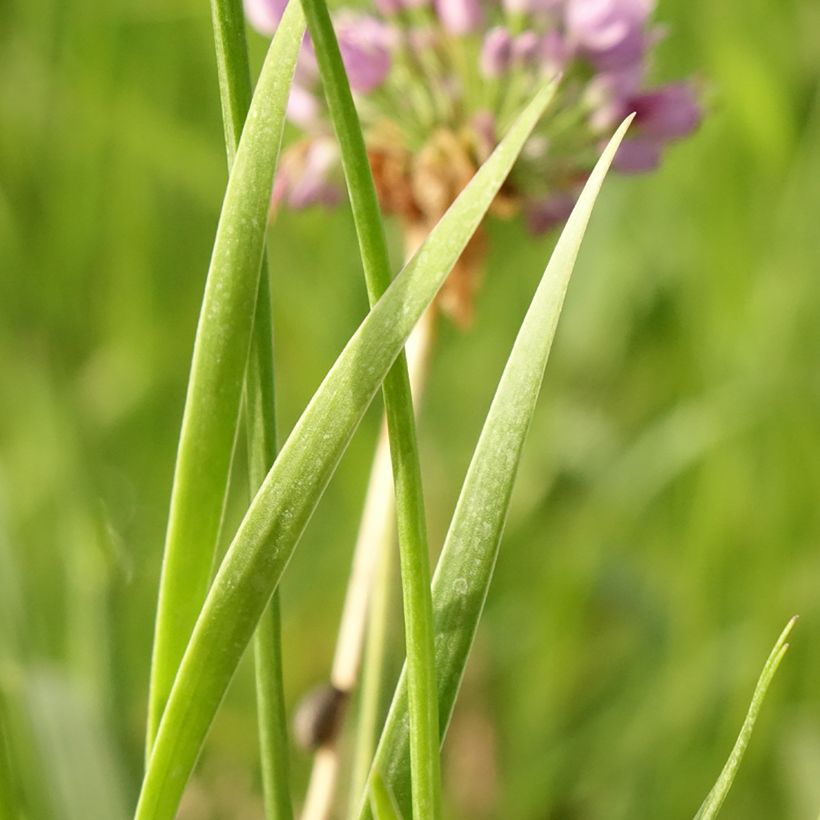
(246, 0, 700, 320)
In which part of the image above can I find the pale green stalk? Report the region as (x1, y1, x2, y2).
(146, 0, 305, 754)
(134, 84, 555, 820)
(208, 0, 292, 816)
(298, 0, 440, 813)
(349, 306, 435, 817)
(370, 773, 404, 820)
(357, 116, 633, 818)
(694, 616, 797, 820)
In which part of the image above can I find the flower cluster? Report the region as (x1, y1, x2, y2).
(246, 0, 700, 318)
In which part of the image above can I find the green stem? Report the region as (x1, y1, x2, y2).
(298, 0, 442, 816)
(208, 1, 292, 816)
(349, 303, 436, 817)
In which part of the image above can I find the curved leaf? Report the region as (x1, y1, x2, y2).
(146, 0, 306, 751)
(357, 116, 633, 817)
(300, 0, 442, 812)
(134, 80, 557, 820)
(694, 617, 797, 820)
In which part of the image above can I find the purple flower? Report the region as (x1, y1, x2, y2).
(503, 0, 562, 14)
(245, 0, 700, 245)
(375, 0, 404, 13)
(286, 84, 322, 129)
(631, 83, 700, 140)
(274, 137, 343, 209)
(539, 29, 569, 72)
(243, 0, 289, 36)
(565, 0, 653, 70)
(434, 0, 483, 36)
(470, 110, 498, 160)
(526, 193, 578, 234)
(480, 27, 513, 77)
(612, 136, 661, 172)
(512, 31, 541, 67)
(585, 65, 645, 130)
(376, 0, 427, 13)
(335, 13, 393, 93)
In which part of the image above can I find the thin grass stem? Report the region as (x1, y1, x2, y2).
(298, 0, 442, 816)
(207, 0, 292, 816)
(299, 304, 436, 820)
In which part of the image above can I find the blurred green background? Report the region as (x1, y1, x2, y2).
(2, 0, 820, 817)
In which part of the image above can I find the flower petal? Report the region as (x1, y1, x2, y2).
(434, 0, 483, 36)
(243, 0, 289, 36)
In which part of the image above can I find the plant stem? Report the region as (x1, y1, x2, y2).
(298, 1, 442, 818)
(208, 1, 292, 816)
(350, 300, 436, 815)
(300, 305, 436, 820)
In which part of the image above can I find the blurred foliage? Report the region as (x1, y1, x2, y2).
(1, 0, 820, 817)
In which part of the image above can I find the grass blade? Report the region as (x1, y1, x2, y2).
(209, 0, 293, 815)
(694, 616, 797, 820)
(356, 116, 633, 817)
(135, 81, 556, 820)
(300, 0, 441, 813)
(370, 773, 404, 820)
(209, 0, 254, 168)
(146, 0, 306, 752)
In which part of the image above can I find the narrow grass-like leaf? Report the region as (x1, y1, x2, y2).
(370, 773, 404, 820)
(135, 82, 555, 820)
(356, 116, 633, 818)
(246, 287, 293, 820)
(145, 0, 306, 752)
(209, 0, 254, 168)
(300, 0, 441, 813)
(208, 0, 293, 815)
(694, 616, 797, 820)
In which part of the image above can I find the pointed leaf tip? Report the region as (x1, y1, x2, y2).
(694, 618, 797, 820)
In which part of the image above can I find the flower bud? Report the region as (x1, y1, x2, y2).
(513, 31, 541, 67)
(480, 27, 513, 77)
(631, 83, 700, 140)
(566, 0, 653, 70)
(613, 136, 661, 172)
(336, 14, 394, 93)
(434, 0, 483, 36)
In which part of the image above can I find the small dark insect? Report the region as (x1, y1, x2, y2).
(293, 683, 349, 751)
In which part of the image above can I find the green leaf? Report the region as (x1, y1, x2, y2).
(356, 116, 633, 818)
(207, 0, 294, 816)
(694, 616, 797, 820)
(300, 0, 441, 813)
(209, 0, 254, 169)
(145, 0, 306, 753)
(135, 80, 556, 820)
(370, 773, 405, 820)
